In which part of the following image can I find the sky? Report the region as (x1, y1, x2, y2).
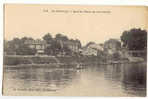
(4, 4, 148, 46)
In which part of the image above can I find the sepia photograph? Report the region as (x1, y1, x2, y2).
(3, 4, 147, 96)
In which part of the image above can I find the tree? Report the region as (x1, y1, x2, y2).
(44, 46, 53, 55)
(75, 39, 82, 48)
(62, 45, 72, 55)
(16, 44, 36, 55)
(105, 39, 121, 49)
(43, 33, 53, 44)
(50, 40, 62, 55)
(5, 37, 37, 55)
(15, 37, 36, 55)
(55, 33, 68, 41)
(8, 38, 21, 52)
(120, 28, 147, 50)
(103, 39, 121, 55)
(21, 37, 33, 43)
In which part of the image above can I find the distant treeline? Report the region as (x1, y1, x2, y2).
(4, 33, 81, 55)
(4, 28, 147, 56)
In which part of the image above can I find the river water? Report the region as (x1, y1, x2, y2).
(3, 62, 146, 96)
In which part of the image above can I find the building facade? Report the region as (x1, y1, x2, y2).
(57, 40, 80, 53)
(81, 43, 104, 56)
(25, 39, 46, 54)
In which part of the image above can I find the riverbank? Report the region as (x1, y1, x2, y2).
(4, 55, 146, 67)
(4, 55, 100, 66)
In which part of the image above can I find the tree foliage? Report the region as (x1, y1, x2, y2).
(120, 28, 147, 50)
(5, 32, 82, 56)
(55, 33, 68, 41)
(104, 39, 121, 50)
(6, 37, 36, 55)
(16, 44, 36, 55)
(75, 39, 82, 48)
(43, 33, 52, 44)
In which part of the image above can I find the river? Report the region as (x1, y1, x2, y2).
(3, 62, 146, 96)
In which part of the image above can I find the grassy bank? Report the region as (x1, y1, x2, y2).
(57, 56, 100, 65)
(4, 55, 100, 66)
(4, 55, 58, 65)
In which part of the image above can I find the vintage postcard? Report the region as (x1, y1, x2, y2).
(3, 4, 147, 96)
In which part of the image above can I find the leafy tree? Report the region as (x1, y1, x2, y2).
(8, 38, 21, 52)
(16, 37, 36, 55)
(55, 34, 62, 39)
(44, 39, 62, 55)
(120, 28, 147, 50)
(21, 37, 33, 43)
(50, 40, 62, 55)
(16, 44, 36, 55)
(75, 39, 82, 48)
(43, 33, 53, 44)
(55, 33, 68, 41)
(6, 37, 37, 55)
(104, 39, 121, 50)
(63, 45, 72, 55)
(44, 46, 53, 55)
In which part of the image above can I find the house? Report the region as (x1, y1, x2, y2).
(81, 47, 98, 56)
(57, 39, 80, 53)
(80, 43, 104, 56)
(87, 43, 104, 51)
(25, 39, 47, 55)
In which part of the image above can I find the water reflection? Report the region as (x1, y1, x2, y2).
(121, 63, 146, 96)
(4, 66, 78, 91)
(101, 63, 146, 96)
(4, 62, 146, 96)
